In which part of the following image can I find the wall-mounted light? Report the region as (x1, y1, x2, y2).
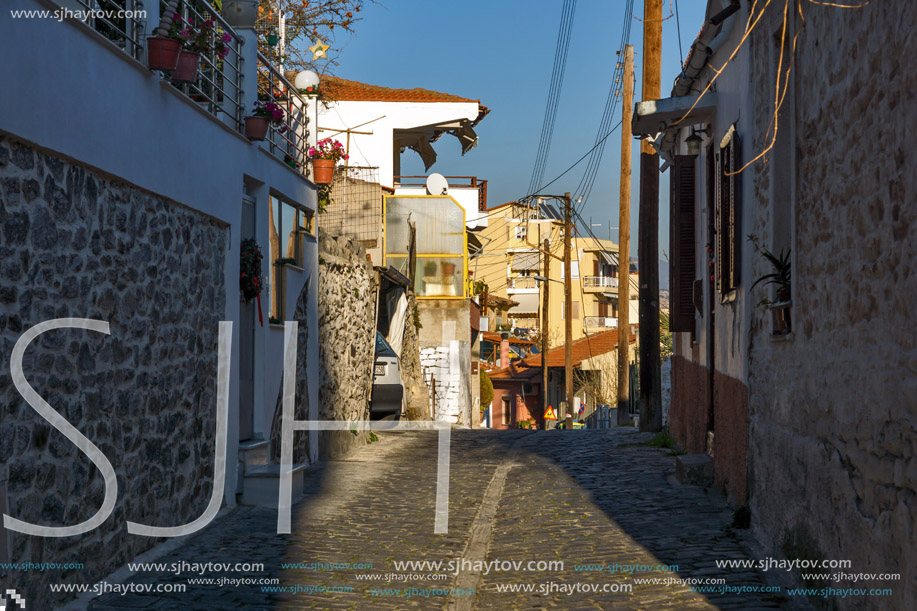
(685, 129, 704, 156)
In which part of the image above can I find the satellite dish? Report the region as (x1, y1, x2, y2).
(425, 173, 449, 196)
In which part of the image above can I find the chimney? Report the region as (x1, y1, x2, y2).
(500, 332, 510, 369)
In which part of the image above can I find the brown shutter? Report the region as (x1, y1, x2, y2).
(716, 148, 726, 294)
(671, 155, 697, 332)
(727, 132, 741, 289)
(717, 127, 741, 294)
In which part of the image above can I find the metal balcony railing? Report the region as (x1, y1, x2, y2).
(584, 317, 618, 329)
(507, 277, 538, 290)
(170, 1, 246, 131)
(256, 53, 311, 177)
(395, 176, 488, 210)
(71, 0, 146, 60)
(583, 276, 619, 289)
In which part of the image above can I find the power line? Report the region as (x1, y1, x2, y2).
(673, 0, 686, 67)
(528, 0, 578, 196)
(573, 0, 636, 210)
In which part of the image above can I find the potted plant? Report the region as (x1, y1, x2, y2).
(147, 1, 183, 71)
(749, 234, 792, 335)
(307, 138, 348, 184)
(171, 17, 232, 84)
(244, 100, 287, 141)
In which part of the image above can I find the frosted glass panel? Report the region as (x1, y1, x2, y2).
(385, 196, 464, 255)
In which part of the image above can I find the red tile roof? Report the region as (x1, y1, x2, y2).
(481, 332, 534, 345)
(487, 328, 637, 380)
(488, 362, 542, 381)
(322, 75, 476, 104)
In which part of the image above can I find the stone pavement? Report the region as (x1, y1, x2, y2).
(84, 428, 799, 610)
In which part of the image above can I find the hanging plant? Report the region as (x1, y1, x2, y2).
(240, 238, 264, 326)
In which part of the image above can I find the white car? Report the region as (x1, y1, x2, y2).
(371, 333, 403, 419)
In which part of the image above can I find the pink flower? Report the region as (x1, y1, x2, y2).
(179, 29, 190, 38)
(221, 32, 232, 43)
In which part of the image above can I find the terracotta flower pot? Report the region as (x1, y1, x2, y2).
(311, 159, 335, 184)
(147, 37, 182, 71)
(442, 262, 456, 275)
(244, 116, 269, 141)
(171, 51, 200, 84)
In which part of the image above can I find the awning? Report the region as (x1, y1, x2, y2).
(511, 293, 540, 314)
(511, 252, 540, 271)
(451, 123, 479, 155)
(601, 292, 617, 300)
(599, 251, 617, 266)
(408, 136, 437, 171)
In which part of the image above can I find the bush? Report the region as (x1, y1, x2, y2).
(479, 370, 493, 413)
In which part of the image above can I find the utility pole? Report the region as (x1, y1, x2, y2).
(617, 44, 634, 424)
(639, 0, 663, 432)
(563, 192, 574, 423)
(542, 237, 551, 429)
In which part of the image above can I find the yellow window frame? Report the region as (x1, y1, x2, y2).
(383, 194, 469, 299)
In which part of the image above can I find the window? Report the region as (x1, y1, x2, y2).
(384, 196, 467, 298)
(269, 195, 311, 319)
(670, 155, 697, 332)
(561, 301, 580, 319)
(559, 261, 579, 279)
(502, 397, 512, 425)
(716, 126, 741, 297)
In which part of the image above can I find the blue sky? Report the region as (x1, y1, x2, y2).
(330, 0, 709, 268)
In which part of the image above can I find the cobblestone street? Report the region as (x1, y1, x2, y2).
(85, 429, 794, 610)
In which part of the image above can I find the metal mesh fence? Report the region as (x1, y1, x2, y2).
(319, 166, 383, 249)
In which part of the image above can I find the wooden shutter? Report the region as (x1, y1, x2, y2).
(671, 155, 697, 332)
(717, 126, 741, 294)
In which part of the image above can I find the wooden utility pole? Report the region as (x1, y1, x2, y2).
(617, 44, 634, 424)
(542, 237, 551, 429)
(639, 0, 663, 432)
(563, 192, 574, 423)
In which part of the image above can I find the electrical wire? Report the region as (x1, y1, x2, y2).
(572, 0, 635, 211)
(527, 0, 578, 197)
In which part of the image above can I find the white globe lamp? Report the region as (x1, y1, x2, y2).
(295, 70, 320, 94)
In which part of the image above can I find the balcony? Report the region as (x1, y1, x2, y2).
(506, 276, 538, 293)
(583, 276, 618, 293)
(395, 176, 488, 210)
(255, 53, 312, 177)
(69, 0, 146, 61)
(584, 317, 618, 330)
(168, 1, 247, 133)
(395, 176, 489, 228)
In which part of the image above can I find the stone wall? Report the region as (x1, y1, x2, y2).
(0, 135, 228, 609)
(316, 229, 375, 457)
(669, 355, 708, 455)
(400, 291, 430, 421)
(746, 3, 916, 608)
(420, 343, 470, 425)
(416, 301, 472, 425)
